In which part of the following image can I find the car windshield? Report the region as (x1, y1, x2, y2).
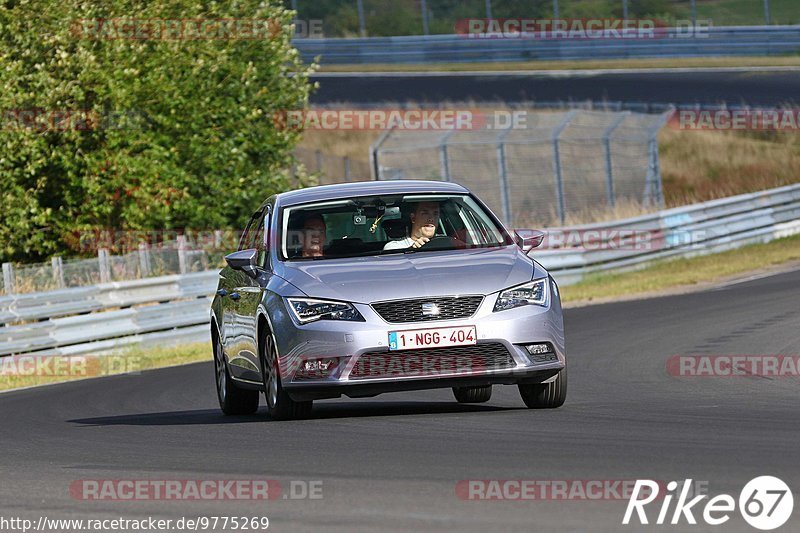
(280, 193, 514, 261)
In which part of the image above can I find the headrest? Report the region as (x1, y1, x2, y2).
(382, 218, 407, 239)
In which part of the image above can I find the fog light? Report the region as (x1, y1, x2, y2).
(295, 357, 340, 380)
(304, 360, 331, 372)
(526, 343, 552, 355)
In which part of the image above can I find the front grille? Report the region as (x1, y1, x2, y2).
(371, 295, 483, 323)
(348, 343, 515, 380)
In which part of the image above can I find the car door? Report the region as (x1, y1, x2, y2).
(216, 264, 236, 356)
(219, 213, 257, 365)
(229, 206, 270, 383)
(222, 209, 263, 380)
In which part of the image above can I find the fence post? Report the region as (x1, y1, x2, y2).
(2, 263, 15, 295)
(344, 156, 351, 181)
(495, 124, 514, 226)
(369, 125, 395, 181)
(551, 110, 578, 225)
(643, 108, 673, 207)
(644, 140, 666, 207)
(177, 235, 187, 274)
(652, 141, 664, 207)
(603, 112, 630, 208)
(314, 150, 322, 173)
(439, 130, 456, 182)
(764, 0, 770, 25)
(138, 242, 152, 278)
(98, 248, 111, 283)
(51, 256, 65, 289)
(356, 0, 366, 36)
(421, 0, 429, 35)
(622, 0, 628, 19)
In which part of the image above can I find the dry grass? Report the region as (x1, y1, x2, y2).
(319, 56, 800, 73)
(660, 129, 800, 207)
(299, 129, 380, 160)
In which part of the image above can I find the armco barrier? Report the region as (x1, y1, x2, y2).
(1, 184, 799, 358)
(535, 183, 800, 284)
(294, 26, 800, 65)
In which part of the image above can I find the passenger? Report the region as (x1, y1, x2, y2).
(384, 201, 440, 250)
(301, 214, 326, 258)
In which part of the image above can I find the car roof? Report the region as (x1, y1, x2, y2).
(274, 180, 470, 207)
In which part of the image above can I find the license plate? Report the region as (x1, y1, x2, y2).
(388, 326, 477, 351)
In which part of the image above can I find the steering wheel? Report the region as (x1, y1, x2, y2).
(420, 235, 454, 250)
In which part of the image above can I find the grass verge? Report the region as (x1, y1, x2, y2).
(560, 233, 800, 304)
(0, 342, 211, 393)
(318, 56, 800, 73)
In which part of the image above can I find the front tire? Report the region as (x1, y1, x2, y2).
(452, 385, 492, 403)
(518, 367, 567, 409)
(213, 334, 259, 415)
(261, 331, 313, 421)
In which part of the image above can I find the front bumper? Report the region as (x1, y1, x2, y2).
(274, 284, 566, 401)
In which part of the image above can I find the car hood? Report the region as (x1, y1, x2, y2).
(276, 246, 537, 303)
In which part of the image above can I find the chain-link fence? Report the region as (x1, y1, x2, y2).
(1, 239, 227, 296)
(295, 147, 372, 185)
(372, 109, 672, 228)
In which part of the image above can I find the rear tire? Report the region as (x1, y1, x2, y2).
(452, 385, 492, 403)
(518, 367, 567, 409)
(261, 331, 313, 421)
(213, 333, 259, 415)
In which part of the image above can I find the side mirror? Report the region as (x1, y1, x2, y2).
(225, 248, 259, 278)
(515, 229, 545, 252)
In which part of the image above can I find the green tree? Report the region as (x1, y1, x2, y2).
(0, 0, 315, 261)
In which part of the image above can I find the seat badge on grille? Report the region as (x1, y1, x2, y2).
(421, 302, 441, 316)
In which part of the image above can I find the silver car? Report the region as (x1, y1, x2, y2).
(210, 180, 566, 420)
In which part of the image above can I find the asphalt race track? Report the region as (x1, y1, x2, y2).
(310, 69, 800, 108)
(1, 268, 799, 532)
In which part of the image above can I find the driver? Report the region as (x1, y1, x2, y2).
(300, 214, 326, 258)
(384, 201, 440, 250)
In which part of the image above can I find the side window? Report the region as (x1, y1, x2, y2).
(255, 207, 271, 268)
(461, 207, 490, 245)
(238, 208, 264, 251)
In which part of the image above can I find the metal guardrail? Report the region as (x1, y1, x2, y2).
(535, 183, 800, 284)
(295, 26, 800, 64)
(0, 271, 217, 324)
(0, 272, 217, 357)
(1, 184, 799, 357)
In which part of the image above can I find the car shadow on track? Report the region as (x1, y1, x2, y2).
(68, 402, 514, 426)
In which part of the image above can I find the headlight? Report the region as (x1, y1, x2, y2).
(493, 278, 548, 312)
(287, 298, 365, 324)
